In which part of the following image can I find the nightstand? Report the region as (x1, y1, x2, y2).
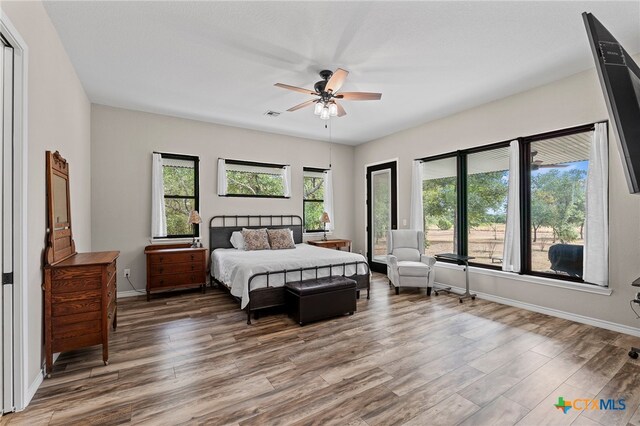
(307, 239, 352, 252)
(144, 244, 207, 300)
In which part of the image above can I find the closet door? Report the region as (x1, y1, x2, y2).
(0, 38, 15, 414)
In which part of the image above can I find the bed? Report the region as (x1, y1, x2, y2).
(209, 215, 370, 324)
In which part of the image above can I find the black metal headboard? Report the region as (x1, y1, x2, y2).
(209, 215, 303, 251)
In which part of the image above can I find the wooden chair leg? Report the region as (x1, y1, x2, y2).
(395, 287, 399, 295)
(427, 287, 432, 296)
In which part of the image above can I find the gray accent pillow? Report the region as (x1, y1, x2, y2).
(241, 228, 270, 251)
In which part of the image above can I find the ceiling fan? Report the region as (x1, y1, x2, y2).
(531, 150, 567, 170)
(274, 68, 382, 119)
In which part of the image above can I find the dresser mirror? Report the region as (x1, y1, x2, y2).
(45, 151, 76, 265)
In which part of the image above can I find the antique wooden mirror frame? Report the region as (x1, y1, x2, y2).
(45, 151, 76, 265)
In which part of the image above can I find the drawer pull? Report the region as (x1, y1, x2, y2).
(158, 267, 164, 274)
(190, 254, 195, 260)
(159, 256, 164, 262)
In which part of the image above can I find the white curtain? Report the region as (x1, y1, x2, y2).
(151, 153, 167, 238)
(217, 158, 227, 196)
(503, 140, 521, 272)
(282, 165, 292, 198)
(584, 123, 609, 286)
(323, 169, 335, 231)
(410, 160, 424, 232)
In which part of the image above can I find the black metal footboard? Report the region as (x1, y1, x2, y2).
(245, 261, 370, 325)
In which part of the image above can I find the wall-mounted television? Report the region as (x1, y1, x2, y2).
(583, 12, 640, 194)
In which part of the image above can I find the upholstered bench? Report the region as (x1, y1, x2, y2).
(285, 276, 357, 326)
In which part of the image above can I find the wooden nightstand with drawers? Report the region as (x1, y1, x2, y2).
(144, 244, 207, 301)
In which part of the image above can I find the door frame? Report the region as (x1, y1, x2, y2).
(365, 159, 398, 273)
(0, 11, 28, 412)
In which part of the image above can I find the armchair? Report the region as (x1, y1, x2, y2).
(386, 230, 435, 295)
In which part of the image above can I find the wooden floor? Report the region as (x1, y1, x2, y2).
(4, 273, 640, 425)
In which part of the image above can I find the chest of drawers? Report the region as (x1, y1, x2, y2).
(43, 251, 119, 377)
(144, 244, 207, 300)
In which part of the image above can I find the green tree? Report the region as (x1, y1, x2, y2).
(531, 168, 586, 244)
(163, 165, 195, 236)
(304, 175, 324, 231)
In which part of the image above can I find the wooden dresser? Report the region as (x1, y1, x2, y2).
(43, 151, 120, 376)
(144, 244, 207, 300)
(43, 251, 119, 376)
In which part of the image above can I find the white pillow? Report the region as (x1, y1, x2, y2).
(230, 231, 245, 250)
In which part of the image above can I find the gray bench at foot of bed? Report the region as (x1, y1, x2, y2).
(285, 276, 357, 326)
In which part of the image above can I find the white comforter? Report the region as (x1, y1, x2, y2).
(212, 243, 369, 309)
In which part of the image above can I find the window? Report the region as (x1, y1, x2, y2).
(153, 153, 199, 239)
(303, 168, 325, 232)
(466, 147, 510, 266)
(423, 156, 458, 257)
(418, 123, 603, 285)
(219, 159, 291, 198)
(525, 130, 591, 280)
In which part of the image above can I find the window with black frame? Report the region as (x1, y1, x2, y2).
(525, 129, 591, 281)
(160, 153, 199, 238)
(418, 123, 599, 285)
(422, 156, 458, 257)
(303, 168, 325, 232)
(223, 159, 289, 198)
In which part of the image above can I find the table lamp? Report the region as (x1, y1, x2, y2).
(187, 210, 202, 248)
(320, 211, 330, 241)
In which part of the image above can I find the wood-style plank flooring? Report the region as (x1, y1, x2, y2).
(4, 273, 640, 425)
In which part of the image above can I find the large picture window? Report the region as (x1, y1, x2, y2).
(466, 147, 510, 266)
(152, 152, 199, 239)
(418, 123, 605, 285)
(526, 130, 591, 280)
(218, 159, 291, 198)
(423, 156, 457, 257)
(303, 168, 325, 232)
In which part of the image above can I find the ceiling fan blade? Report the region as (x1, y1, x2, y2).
(274, 83, 317, 96)
(335, 102, 347, 117)
(325, 68, 349, 93)
(287, 99, 317, 112)
(336, 92, 382, 100)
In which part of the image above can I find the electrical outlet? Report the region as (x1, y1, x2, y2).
(124, 268, 130, 278)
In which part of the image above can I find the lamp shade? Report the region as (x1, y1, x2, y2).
(314, 102, 323, 115)
(320, 211, 330, 224)
(187, 210, 202, 225)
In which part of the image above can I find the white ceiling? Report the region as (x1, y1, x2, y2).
(43, 1, 640, 146)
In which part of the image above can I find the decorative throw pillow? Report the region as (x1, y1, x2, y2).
(230, 231, 245, 250)
(241, 228, 270, 251)
(267, 228, 296, 250)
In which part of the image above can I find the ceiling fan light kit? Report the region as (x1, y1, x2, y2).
(275, 68, 382, 120)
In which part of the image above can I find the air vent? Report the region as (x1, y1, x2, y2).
(264, 110, 281, 117)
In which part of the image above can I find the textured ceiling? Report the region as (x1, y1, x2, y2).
(43, 1, 640, 145)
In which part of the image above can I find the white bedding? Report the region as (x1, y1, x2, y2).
(212, 243, 369, 309)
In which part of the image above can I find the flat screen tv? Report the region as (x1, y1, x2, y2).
(583, 12, 640, 194)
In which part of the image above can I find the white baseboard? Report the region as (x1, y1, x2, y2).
(434, 281, 640, 338)
(24, 371, 42, 409)
(117, 290, 146, 299)
(24, 353, 59, 410)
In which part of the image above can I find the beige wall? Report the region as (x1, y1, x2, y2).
(354, 57, 640, 331)
(90, 104, 355, 294)
(2, 1, 92, 394)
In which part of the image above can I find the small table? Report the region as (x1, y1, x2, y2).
(434, 253, 476, 303)
(307, 239, 351, 252)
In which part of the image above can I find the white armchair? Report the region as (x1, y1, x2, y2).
(386, 230, 436, 295)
